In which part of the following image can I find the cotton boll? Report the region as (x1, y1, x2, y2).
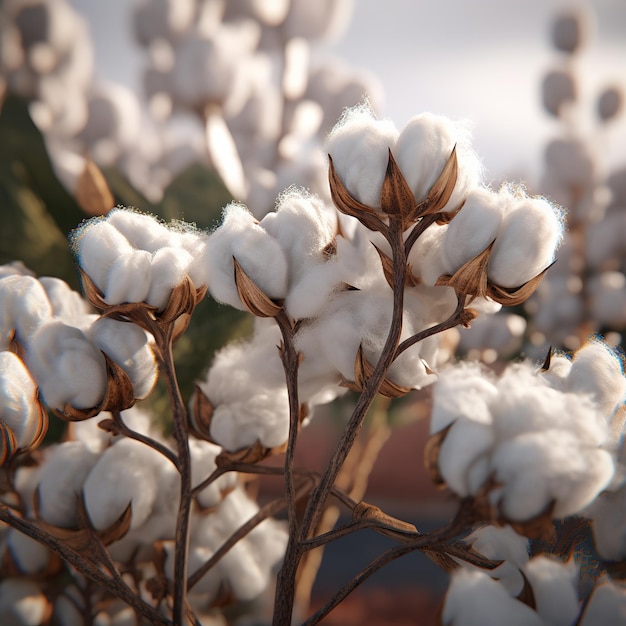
(542, 69, 577, 117)
(441, 188, 503, 275)
(83, 438, 161, 531)
(567, 339, 626, 418)
(579, 581, 626, 626)
(466, 525, 529, 595)
(0, 351, 43, 449)
(72, 219, 134, 294)
(105, 249, 152, 305)
(0, 275, 52, 349)
(205, 203, 287, 309)
(6, 528, 50, 574)
(88, 317, 157, 400)
(285, 261, 343, 320)
(209, 390, 290, 451)
(588, 272, 626, 328)
(395, 113, 482, 213)
(522, 557, 579, 626)
(133, 0, 196, 46)
(145, 247, 194, 309)
(442, 568, 545, 626)
(438, 419, 494, 496)
(431, 362, 497, 433)
(39, 276, 91, 326)
(590, 486, 626, 560)
(0, 579, 49, 626)
(585, 212, 626, 269)
(282, 0, 354, 41)
(326, 104, 399, 208)
(26, 321, 107, 410)
(539, 353, 573, 391)
(36, 441, 97, 528)
(190, 439, 237, 509)
(406, 222, 448, 287)
(458, 313, 526, 359)
(106, 208, 176, 253)
(488, 195, 563, 288)
(491, 429, 614, 520)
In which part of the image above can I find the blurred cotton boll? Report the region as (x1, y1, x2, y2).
(542, 68, 577, 118)
(0, 579, 50, 626)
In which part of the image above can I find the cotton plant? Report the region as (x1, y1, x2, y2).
(2, 94, 624, 626)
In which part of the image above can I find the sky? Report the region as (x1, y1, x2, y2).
(71, 0, 626, 186)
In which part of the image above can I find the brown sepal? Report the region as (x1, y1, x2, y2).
(372, 243, 421, 289)
(233, 257, 283, 317)
(446, 541, 504, 571)
(459, 307, 479, 328)
(52, 352, 136, 422)
(75, 155, 115, 217)
(188, 385, 215, 441)
(33, 490, 132, 552)
(216, 439, 287, 466)
(507, 500, 557, 544)
(423, 424, 453, 489)
(380, 148, 415, 224)
(436, 243, 493, 300)
(346, 344, 411, 398)
(408, 146, 459, 222)
(328, 155, 388, 234)
(210, 580, 237, 609)
(487, 263, 554, 307)
(541, 346, 553, 371)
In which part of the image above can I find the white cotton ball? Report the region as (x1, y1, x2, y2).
(544, 138, 596, 191)
(105, 249, 152, 305)
(395, 113, 482, 212)
(87, 317, 157, 400)
(522, 557, 579, 626)
(590, 487, 626, 560)
(579, 581, 626, 626)
(83, 439, 160, 531)
(205, 203, 288, 309)
(488, 195, 563, 288)
(491, 429, 614, 520)
(585, 212, 626, 269)
(0, 579, 49, 626)
(567, 338, 626, 418)
(189, 438, 237, 509)
(106, 208, 174, 252)
(540, 353, 573, 391)
(438, 419, 494, 496)
(6, 528, 50, 574)
(0, 275, 52, 349)
(466, 525, 529, 595)
(326, 103, 399, 208)
(442, 568, 545, 626)
(209, 391, 290, 451)
(0, 351, 42, 449)
(441, 187, 504, 275)
(406, 222, 449, 286)
(39, 276, 91, 326)
(146, 247, 194, 309)
(283, 0, 354, 41)
(285, 261, 342, 320)
(430, 362, 497, 433)
(26, 320, 107, 410)
(72, 219, 134, 294)
(37, 441, 98, 528)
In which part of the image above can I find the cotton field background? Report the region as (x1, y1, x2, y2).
(1, 1, 626, 625)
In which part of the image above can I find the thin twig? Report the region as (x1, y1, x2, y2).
(0, 504, 172, 626)
(110, 411, 180, 470)
(395, 292, 465, 358)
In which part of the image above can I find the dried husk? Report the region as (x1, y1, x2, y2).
(233, 258, 283, 318)
(75, 155, 115, 217)
(423, 423, 453, 489)
(352, 501, 417, 537)
(328, 156, 388, 234)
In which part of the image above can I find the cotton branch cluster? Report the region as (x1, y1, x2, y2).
(0, 264, 157, 460)
(427, 337, 625, 531)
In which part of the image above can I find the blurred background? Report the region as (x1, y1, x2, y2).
(1, 1, 625, 624)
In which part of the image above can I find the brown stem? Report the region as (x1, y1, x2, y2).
(395, 291, 466, 358)
(273, 218, 407, 625)
(188, 478, 313, 591)
(275, 310, 302, 540)
(0, 504, 172, 626)
(156, 324, 193, 626)
(111, 411, 180, 470)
